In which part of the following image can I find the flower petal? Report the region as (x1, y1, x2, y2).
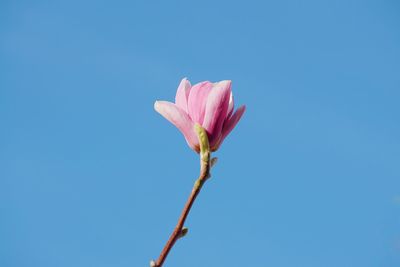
(213, 105, 246, 150)
(187, 81, 213, 124)
(154, 101, 199, 152)
(227, 92, 234, 118)
(202, 80, 232, 148)
(175, 78, 191, 113)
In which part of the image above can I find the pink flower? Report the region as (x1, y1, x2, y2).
(154, 78, 246, 152)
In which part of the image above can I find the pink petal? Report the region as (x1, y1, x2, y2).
(154, 101, 199, 152)
(227, 92, 234, 118)
(175, 78, 191, 113)
(187, 81, 213, 124)
(202, 80, 232, 148)
(215, 105, 246, 150)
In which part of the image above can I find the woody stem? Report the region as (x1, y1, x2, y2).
(153, 155, 210, 267)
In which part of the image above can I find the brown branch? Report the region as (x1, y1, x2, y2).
(151, 155, 211, 267)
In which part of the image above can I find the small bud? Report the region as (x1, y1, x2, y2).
(178, 227, 189, 239)
(210, 157, 218, 167)
(150, 260, 157, 267)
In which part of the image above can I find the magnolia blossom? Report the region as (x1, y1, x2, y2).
(154, 78, 245, 152)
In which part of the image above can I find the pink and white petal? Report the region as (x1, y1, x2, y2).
(187, 81, 213, 124)
(202, 81, 232, 147)
(219, 105, 246, 146)
(227, 92, 234, 118)
(154, 101, 199, 152)
(175, 78, 192, 113)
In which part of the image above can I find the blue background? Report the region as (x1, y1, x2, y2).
(1, 1, 399, 266)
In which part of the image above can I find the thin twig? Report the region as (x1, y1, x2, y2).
(153, 157, 210, 267)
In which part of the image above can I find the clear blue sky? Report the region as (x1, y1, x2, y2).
(1, 1, 399, 266)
